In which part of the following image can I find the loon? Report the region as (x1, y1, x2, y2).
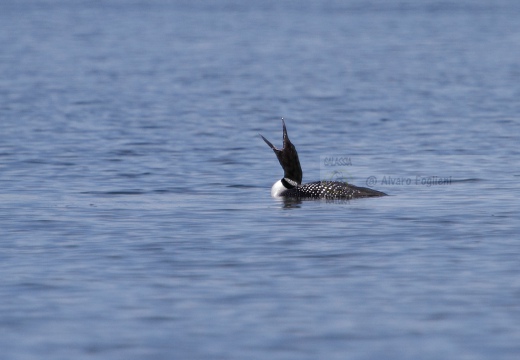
(260, 119, 387, 200)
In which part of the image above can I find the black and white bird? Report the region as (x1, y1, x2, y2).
(260, 119, 387, 200)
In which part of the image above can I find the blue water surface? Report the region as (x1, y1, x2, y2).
(1, 1, 520, 359)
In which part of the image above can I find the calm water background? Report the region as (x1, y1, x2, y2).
(1, 1, 520, 359)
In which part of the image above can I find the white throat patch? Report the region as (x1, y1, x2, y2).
(271, 179, 286, 197)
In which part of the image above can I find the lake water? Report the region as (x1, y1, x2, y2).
(1, 1, 520, 359)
